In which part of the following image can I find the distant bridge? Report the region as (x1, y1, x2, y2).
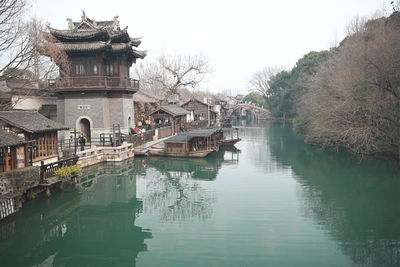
(226, 103, 272, 120)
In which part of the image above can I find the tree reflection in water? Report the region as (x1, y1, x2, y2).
(266, 122, 400, 267)
(0, 149, 241, 266)
(140, 148, 240, 222)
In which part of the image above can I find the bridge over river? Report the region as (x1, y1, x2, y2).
(226, 103, 272, 120)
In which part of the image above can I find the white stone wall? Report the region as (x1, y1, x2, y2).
(12, 95, 57, 110)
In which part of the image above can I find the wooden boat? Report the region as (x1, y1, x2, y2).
(147, 128, 222, 158)
(219, 138, 241, 147)
(219, 127, 241, 147)
(148, 148, 215, 158)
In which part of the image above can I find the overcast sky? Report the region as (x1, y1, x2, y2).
(30, 0, 390, 95)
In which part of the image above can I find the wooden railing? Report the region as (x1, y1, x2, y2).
(48, 76, 140, 90)
(125, 129, 156, 147)
(40, 156, 79, 181)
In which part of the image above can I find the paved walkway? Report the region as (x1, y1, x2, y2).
(133, 136, 171, 155)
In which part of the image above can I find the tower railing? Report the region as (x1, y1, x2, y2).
(48, 76, 140, 90)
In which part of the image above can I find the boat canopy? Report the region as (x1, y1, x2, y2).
(164, 128, 222, 144)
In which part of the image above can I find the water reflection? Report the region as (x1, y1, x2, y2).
(266, 122, 400, 267)
(139, 148, 240, 221)
(0, 161, 151, 267)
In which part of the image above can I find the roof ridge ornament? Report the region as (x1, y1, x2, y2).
(112, 15, 120, 31)
(67, 18, 73, 30)
(82, 10, 86, 21)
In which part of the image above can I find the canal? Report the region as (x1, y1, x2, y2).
(0, 122, 399, 266)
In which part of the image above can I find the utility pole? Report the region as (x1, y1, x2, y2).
(207, 95, 211, 127)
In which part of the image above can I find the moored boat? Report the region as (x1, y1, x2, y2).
(147, 128, 222, 158)
(219, 138, 241, 147)
(147, 148, 215, 158)
(219, 127, 241, 147)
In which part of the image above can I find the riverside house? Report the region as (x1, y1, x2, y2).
(0, 110, 69, 166)
(0, 130, 28, 172)
(150, 105, 190, 134)
(181, 98, 217, 125)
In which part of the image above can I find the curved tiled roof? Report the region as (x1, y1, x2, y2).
(48, 13, 146, 60)
(48, 27, 109, 41)
(0, 110, 69, 134)
(56, 42, 146, 58)
(0, 130, 26, 148)
(150, 105, 190, 117)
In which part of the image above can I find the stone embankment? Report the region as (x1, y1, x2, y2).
(76, 142, 135, 167)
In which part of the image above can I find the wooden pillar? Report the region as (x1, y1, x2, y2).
(24, 144, 29, 167)
(4, 149, 9, 172)
(55, 132, 59, 158)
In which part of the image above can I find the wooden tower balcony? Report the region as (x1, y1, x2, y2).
(48, 76, 140, 92)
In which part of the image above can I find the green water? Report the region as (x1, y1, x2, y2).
(0, 123, 399, 267)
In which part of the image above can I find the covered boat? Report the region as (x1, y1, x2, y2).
(148, 128, 223, 158)
(219, 127, 241, 147)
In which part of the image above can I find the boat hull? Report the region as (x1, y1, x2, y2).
(147, 149, 215, 158)
(219, 138, 241, 147)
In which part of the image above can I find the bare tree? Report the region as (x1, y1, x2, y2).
(248, 67, 281, 98)
(133, 52, 213, 103)
(0, 0, 33, 81)
(0, 0, 69, 110)
(345, 15, 368, 36)
(298, 13, 400, 159)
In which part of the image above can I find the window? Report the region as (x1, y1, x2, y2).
(105, 60, 118, 76)
(75, 64, 85, 75)
(32, 132, 58, 161)
(93, 65, 98, 75)
(105, 64, 114, 75)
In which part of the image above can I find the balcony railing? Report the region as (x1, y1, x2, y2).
(48, 76, 140, 91)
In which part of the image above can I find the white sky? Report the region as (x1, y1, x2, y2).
(29, 0, 389, 95)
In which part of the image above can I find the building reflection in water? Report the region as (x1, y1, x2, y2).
(0, 148, 240, 266)
(0, 160, 152, 267)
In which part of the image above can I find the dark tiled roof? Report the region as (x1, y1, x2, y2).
(151, 105, 190, 117)
(0, 130, 26, 148)
(49, 28, 109, 40)
(164, 128, 222, 143)
(0, 110, 69, 133)
(72, 20, 114, 28)
(47, 12, 146, 62)
(164, 133, 190, 143)
(186, 128, 222, 137)
(181, 98, 214, 108)
(133, 90, 159, 103)
(56, 42, 146, 58)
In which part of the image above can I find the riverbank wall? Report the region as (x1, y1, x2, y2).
(76, 142, 135, 167)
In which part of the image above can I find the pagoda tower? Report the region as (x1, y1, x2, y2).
(48, 12, 146, 140)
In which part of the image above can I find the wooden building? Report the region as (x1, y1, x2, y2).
(150, 105, 190, 134)
(181, 98, 217, 125)
(132, 90, 161, 125)
(0, 130, 28, 172)
(47, 12, 146, 139)
(0, 110, 69, 166)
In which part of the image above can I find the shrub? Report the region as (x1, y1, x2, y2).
(54, 165, 82, 180)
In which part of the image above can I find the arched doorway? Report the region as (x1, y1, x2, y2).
(79, 118, 91, 141)
(128, 116, 132, 128)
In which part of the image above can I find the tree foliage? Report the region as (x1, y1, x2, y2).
(250, 51, 328, 117)
(296, 12, 400, 159)
(243, 92, 267, 107)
